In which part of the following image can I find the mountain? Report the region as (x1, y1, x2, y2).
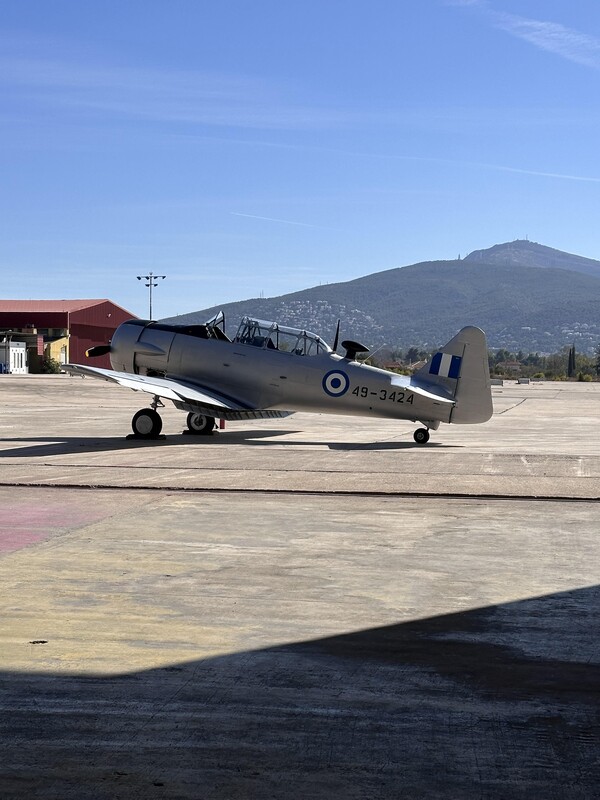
(465, 240, 600, 280)
(161, 241, 600, 354)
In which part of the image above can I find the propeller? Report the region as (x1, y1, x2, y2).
(85, 344, 112, 358)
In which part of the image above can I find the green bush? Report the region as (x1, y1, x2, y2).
(41, 357, 62, 374)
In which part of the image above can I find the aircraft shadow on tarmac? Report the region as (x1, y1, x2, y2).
(1, 585, 598, 799)
(0, 432, 458, 459)
(326, 440, 457, 451)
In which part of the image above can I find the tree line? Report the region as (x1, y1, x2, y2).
(383, 344, 600, 380)
(488, 344, 600, 380)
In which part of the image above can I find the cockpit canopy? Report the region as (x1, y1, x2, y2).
(234, 317, 331, 356)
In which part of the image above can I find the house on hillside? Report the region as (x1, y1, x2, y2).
(380, 359, 427, 373)
(495, 360, 522, 375)
(0, 300, 136, 371)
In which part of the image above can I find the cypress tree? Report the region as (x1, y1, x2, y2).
(567, 344, 576, 378)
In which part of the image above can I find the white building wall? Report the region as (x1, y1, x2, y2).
(1, 341, 28, 374)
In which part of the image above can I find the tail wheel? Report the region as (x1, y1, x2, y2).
(413, 427, 430, 444)
(186, 412, 216, 435)
(132, 408, 163, 438)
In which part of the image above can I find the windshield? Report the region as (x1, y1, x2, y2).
(234, 317, 331, 356)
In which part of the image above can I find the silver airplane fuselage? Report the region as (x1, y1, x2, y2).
(108, 318, 453, 425)
(66, 313, 492, 442)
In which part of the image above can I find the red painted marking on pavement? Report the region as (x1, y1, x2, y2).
(0, 499, 114, 555)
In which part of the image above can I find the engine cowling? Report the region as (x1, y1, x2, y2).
(110, 320, 174, 375)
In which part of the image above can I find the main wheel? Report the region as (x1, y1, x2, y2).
(413, 427, 430, 444)
(132, 408, 163, 438)
(186, 412, 215, 435)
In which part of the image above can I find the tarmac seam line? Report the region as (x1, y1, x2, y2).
(0, 481, 597, 503)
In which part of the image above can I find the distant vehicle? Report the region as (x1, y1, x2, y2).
(64, 312, 493, 444)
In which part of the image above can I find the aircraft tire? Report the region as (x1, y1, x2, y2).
(132, 408, 163, 438)
(413, 427, 430, 444)
(186, 412, 215, 435)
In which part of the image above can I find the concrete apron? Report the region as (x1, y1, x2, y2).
(0, 376, 598, 798)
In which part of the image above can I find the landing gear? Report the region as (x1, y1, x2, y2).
(131, 408, 163, 438)
(413, 427, 430, 445)
(186, 412, 216, 435)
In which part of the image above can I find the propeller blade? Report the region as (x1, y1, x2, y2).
(332, 319, 340, 352)
(86, 344, 112, 358)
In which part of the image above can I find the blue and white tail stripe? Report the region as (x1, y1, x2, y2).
(429, 352, 462, 379)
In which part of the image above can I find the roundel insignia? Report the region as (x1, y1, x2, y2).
(322, 369, 350, 397)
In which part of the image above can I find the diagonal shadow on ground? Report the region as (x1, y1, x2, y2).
(0, 585, 598, 799)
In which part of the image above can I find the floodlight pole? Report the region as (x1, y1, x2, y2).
(137, 272, 166, 320)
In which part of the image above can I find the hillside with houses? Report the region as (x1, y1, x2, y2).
(162, 241, 600, 355)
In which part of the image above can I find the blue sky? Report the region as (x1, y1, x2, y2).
(1, 0, 600, 319)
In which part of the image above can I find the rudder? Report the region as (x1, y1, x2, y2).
(415, 327, 492, 424)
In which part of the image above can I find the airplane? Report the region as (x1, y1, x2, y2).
(64, 312, 493, 444)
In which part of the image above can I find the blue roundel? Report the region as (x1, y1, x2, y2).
(322, 369, 350, 397)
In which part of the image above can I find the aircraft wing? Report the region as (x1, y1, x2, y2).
(63, 364, 291, 420)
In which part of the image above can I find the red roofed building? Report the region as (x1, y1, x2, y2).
(0, 300, 136, 371)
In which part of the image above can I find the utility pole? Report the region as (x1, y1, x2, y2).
(137, 272, 166, 320)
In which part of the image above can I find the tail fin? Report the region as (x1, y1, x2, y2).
(415, 327, 492, 424)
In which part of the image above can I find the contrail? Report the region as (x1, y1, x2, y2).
(476, 161, 600, 183)
(230, 212, 325, 228)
